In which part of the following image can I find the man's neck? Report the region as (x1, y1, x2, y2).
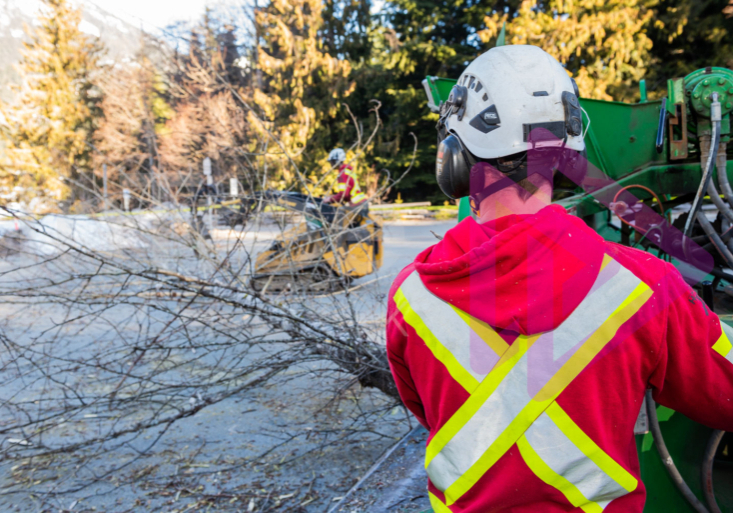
(477, 189, 551, 224)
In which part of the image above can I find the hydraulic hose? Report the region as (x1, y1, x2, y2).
(707, 179, 733, 225)
(715, 141, 733, 209)
(646, 390, 711, 513)
(702, 429, 725, 513)
(685, 94, 722, 238)
(697, 212, 733, 269)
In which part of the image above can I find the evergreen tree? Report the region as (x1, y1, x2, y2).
(645, 0, 733, 96)
(321, 0, 374, 63)
(481, 0, 656, 101)
(0, 0, 103, 210)
(351, 0, 497, 202)
(254, 0, 354, 188)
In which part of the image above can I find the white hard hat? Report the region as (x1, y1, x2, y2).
(443, 45, 585, 159)
(328, 148, 346, 164)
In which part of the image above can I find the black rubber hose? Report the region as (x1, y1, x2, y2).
(698, 283, 724, 513)
(646, 390, 710, 513)
(702, 429, 725, 513)
(715, 142, 733, 211)
(697, 212, 733, 269)
(707, 180, 733, 225)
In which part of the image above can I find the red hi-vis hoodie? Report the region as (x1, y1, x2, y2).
(386, 204, 733, 513)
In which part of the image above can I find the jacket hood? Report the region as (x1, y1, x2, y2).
(414, 204, 605, 336)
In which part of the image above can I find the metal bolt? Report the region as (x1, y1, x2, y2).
(728, 88, 733, 94)
(704, 79, 710, 86)
(694, 92, 700, 99)
(727, 102, 732, 109)
(719, 78, 726, 85)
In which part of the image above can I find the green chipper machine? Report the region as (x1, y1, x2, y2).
(421, 64, 733, 512)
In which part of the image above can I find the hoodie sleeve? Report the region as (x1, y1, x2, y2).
(386, 278, 429, 429)
(649, 266, 733, 431)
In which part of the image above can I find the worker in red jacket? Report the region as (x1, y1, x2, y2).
(386, 45, 733, 513)
(324, 148, 367, 206)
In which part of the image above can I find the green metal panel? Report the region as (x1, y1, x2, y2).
(458, 197, 471, 222)
(424, 76, 459, 112)
(426, 77, 456, 106)
(579, 98, 667, 179)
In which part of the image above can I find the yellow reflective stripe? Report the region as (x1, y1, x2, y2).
(429, 492, 452, 513)
(443, 387, 549, 504)
(712, 333, 732, 357)
(517, 434, 603, 513)
(523, 410, 631, 511)
(394, 287, 480, 392)
(613, 282, 652, 317)
(713, 323, 733, 362)
(451, 306, 510, 356)
(534, 282, 652, 402)
(440, 283, 653, 505)
(600, 253, 612, 271)
(398, 272, 506, 388)
(546, 403, 638, 493)
(334, 184, 347, 192)
(425, 335, 536, 466)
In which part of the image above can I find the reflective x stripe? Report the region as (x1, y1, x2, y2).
(429, 267, 650, 504)
(429, 492, 451, 513)
(520, 403, 637, 512)
(395, 272, 510, 391)
(394, 255, 652, 508)
(712, 322, 733, 365)
(334, 183, 347, 192)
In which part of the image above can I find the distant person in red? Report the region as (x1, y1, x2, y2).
(386, 45, 733, 512)
(323, 148, 366, 206)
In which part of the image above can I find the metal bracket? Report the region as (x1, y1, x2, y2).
(668, 104, 689, 160)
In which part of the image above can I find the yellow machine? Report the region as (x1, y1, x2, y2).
(249, 192, 383, 293)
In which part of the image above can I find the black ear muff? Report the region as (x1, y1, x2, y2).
(436, 134, 471, 200)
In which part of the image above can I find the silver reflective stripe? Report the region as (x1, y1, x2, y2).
(400, 272, 498, 383)
(425, 259, 642, 494)
(551, 258, 625, 360)
(722, 324, 733, 364)
(525, 412, 628, 508)
(427, 353, 531, 491)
